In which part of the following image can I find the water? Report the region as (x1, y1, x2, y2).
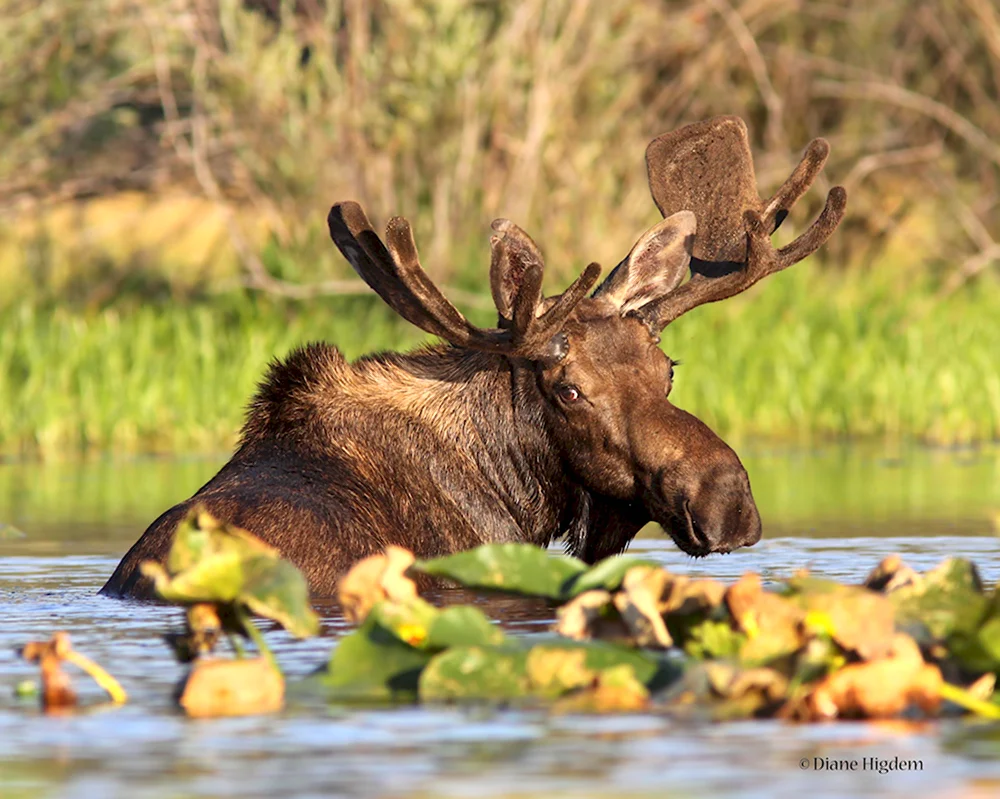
(1, 447, 999, 799)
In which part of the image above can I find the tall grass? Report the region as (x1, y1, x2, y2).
(1, 1, 999, 455)
(2, 265, 997, 457)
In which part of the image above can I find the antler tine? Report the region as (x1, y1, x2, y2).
(329, 203, 452, 341)
(330, 201, 596, 358)
(760, 138, 831, 232)
(642, 185, 847, 329)
(329, 202, 512, 351)
(383, 217, 501, 349)
(535, 263, 602, 332)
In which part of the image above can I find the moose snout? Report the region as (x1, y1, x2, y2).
(682, 463, 762, 555)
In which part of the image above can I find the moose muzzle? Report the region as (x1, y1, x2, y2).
(639, 406, 762, 557)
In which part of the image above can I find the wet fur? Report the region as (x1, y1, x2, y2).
(100, 342, 644, 598)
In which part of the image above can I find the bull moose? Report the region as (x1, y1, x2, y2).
(101, 116, 847, 599)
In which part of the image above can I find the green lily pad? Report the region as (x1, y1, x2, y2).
(426, 606, 507, 650)
(682, 619, 746, 661)
(323, 615, 433, 701)
(525, 638, 676, 690)
(419, 646, 530, 701)
(142, 553, 245, 604)
(370, 597, 441, 648)
(416, 543, 588, 600)
(947, 588, 1000, 676)
(891, 558, 988, 643)
(561, 556, 663, 598)
(241, 556, 320, 639)
(143, 508, 319, 643)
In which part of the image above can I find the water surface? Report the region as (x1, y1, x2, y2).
(1, 447, 998, 799)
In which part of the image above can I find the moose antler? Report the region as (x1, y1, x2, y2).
(638, 116, 847, 330)
(328, 202, 600, 358)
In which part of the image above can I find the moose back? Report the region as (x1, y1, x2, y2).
(101, 117, 847, 598)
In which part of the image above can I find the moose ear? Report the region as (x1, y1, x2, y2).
(593, 211, 695, 314)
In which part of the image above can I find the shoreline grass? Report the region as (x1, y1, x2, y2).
(3, 263, 998, 457)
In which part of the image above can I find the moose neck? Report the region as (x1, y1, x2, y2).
(392, 345, 648, 559)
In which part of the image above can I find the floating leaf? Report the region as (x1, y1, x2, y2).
(891, 558, 987, 644)
(525, 647, 595, 697)
(862, 554, 920, 593)
(664, 661, 788, 720)
(142, 509, 319, 646)
(337, 546, 419, 625)
(682, 619, 746, 661)
(801, 634, 942, 720)
(20, 631, 127, 710)
(416, 543, 587, 600)
(420, 646, 530, 701)
(177, 657, 283, 717)
(527, 639, 672, 689)
(425, 606, 507, 650)
(613, 567, 674, 648)
(561, 556, 662, 598)
(167, 508, 277, 575)
(323, 614, 432, 701)
(725, 573, 805, 665)
(554, 664, 650, 713)
(141, 555, 245, 604)
(371, 596, 440, 648)
(785, 577, 895, 660)
(554, 590, 630, 643)
(241, 556, 320, 639)
(947, 588, 1000, 676)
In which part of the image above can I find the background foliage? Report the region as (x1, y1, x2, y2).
(2, 0, 999, 454)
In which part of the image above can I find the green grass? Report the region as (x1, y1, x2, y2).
(2, 263, 998, 457)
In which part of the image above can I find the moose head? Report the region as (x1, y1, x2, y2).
(328, 116, 847, 561)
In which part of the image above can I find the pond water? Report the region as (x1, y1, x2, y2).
(1, 446, 999, 799)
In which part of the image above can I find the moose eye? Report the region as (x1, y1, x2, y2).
(556, 384, 581, 404)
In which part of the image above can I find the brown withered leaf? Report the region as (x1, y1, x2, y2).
(787, 578, 896, 661)
(554, 590, 632, 643)
(554, 664, 650, 713)
(21, 632, 75, 711)
(20, 631, 127, 711)
(614, 567, 674, 648)
(863, 554, 920, 593)
(662, 577, 726, 616)
(725, 573, 805, 664)
(704, 661, 789, 704)
(802, 633, 942, 720)
(178, 657, 284, 718)
(526, 647, 595, 697)
(337, 546, 418, 624)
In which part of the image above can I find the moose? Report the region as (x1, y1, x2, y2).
(101, 116, 847, 599)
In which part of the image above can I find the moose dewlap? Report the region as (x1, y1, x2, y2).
(101, 116, 847, 599)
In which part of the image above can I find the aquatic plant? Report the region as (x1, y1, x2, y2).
(321, 543, 1000, 720)
(140, 509, 320, 716)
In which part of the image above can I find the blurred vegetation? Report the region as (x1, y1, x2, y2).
(1, 0, 999, 454)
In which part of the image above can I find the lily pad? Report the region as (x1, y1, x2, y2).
(419, 646, 530, 701)
(323, 615, 433, 701)
(241, 556, 320, 639)
(891, 558, 988, 643)
(561, 556, 662, 598)
(426, 606, 507, 650)
(785, 576, 895, 660)
(141, 509, 319, 642)
(416, 543, 588, 600)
